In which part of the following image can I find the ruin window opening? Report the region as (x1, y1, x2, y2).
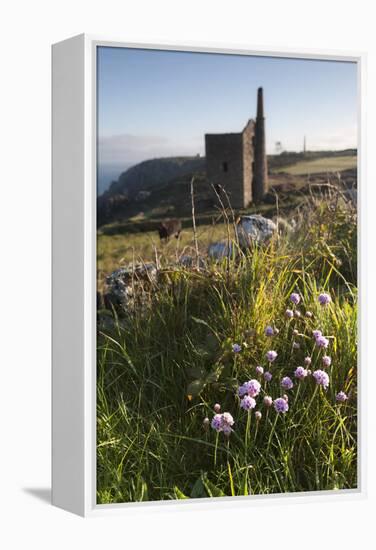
(222, 161, 228, 172)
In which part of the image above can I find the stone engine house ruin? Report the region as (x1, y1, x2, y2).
(205, 87, 268, 208)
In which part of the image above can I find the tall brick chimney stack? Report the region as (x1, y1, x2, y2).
(253, 87, 268, 201)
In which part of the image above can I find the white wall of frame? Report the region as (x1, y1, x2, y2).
(1, 0, 376, 546)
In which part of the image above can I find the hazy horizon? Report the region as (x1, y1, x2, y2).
(97, 46, 358, 174)
(97, 146, 357, 196)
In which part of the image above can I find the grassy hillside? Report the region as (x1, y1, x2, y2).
(98, 151, 357, 229)
(274, 155, 357, 175)
(98, 220, 232, 290)
(267, 149, 356, 171)
(97, 186, 357, 504)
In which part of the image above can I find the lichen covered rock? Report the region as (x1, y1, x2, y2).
(236, 215, 277, 248)
(104, 263, 157, 311)
(207, 241, 234, 260)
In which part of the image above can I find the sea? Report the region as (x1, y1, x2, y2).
(97, 162, 133, 196)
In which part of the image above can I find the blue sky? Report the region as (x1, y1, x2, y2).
(97, 46, 358, 166)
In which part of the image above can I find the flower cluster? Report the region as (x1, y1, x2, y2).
(336, 391, 348, 403)
(290, 293, 301, 305)
(281, 376, 294, 390)
(203, 417, 210, 430)
(265, 325, 274, 337)
(316, 336, 329, 349)
(313, 369, 330, 389)
(273, 397, 289, 413)
(238, 379, 261, 398)
(318, 292, 331, 306)
(202, 289, 349, 443)
(264, 371, 273, 382)
(264, 395, 273, 407)
(294, 366, 308, 380)
(211, 412, 235, 435)
(240, 395, 256, 411)
(313, 330, 329, 349)
(266, 350, 278, 362)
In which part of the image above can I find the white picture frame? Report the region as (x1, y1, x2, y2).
(52, 34, 366, 517)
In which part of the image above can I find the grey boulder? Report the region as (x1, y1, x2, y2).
(236, 215, 277, 248)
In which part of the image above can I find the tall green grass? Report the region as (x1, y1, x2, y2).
(97, 189, 357, 503)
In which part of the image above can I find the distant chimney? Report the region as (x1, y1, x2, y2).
(253, 87, 268, 201)
(256, 86, 264, 119)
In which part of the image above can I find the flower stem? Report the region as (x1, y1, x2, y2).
(300, 385, 318, 425)
(214, 432, 219, 467)
(267, 413, 279, 452)
(245, 410, 251, 459)
(294, 381, 301, 405)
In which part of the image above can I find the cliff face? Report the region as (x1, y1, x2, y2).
(103, 156, 206, 199)
(97, 156, 207, 227)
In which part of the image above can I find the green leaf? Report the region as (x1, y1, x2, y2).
(174, 486, 189, 499)
(97, 308, 113, 317)
(186, 379, 206, 398)
(205, 370, 219, 383)
(135, 478, 149, 502)
(202, 475, 226, 498)
(190, 475, 207, 498)
(194, 346, 212, 359)
(205, 332, 219, 352)
(227, 462, 235, 497)
(218, 362, 231, 379)
(242, 472, 249, 496)
(190, 316, 219, 340)
(186, 366, 206, 379)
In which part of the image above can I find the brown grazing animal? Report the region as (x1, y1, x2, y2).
(158, 219, 182, 242)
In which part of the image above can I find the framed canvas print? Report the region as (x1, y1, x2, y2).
(52, 34, 365, 516)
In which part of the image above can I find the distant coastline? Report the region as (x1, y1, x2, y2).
(97, 162, 133, 195)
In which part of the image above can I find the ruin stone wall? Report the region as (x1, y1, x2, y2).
(242, 120, 255, 207)
(205, 87, 267, 208)
(205, 133, 246, 208)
